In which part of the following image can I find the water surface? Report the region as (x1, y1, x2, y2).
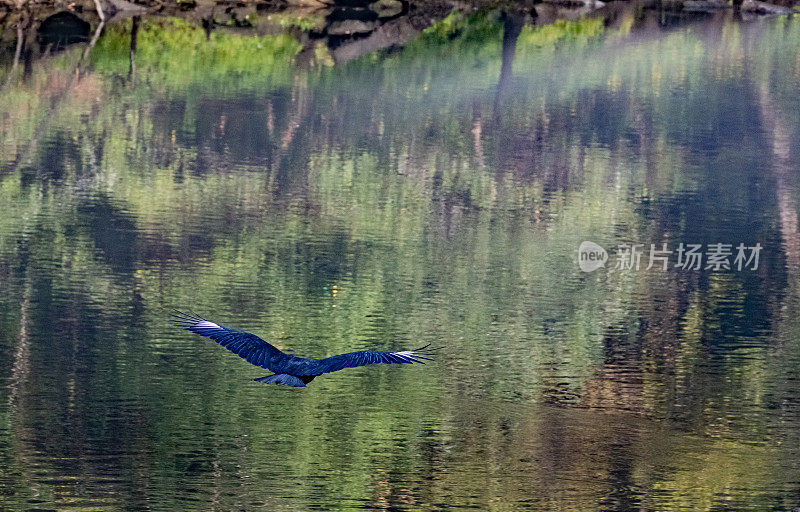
(2, 6, 800, 511)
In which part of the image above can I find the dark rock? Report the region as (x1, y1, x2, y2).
(542, 0, 604, 8)
(38, 11, 90, 51)
(741, 0, 791, 14)
(369, 0, 403, 18)
(327, 18, 378, 34)
(682, 0, 728, 11)
(329, 13, 418, 62)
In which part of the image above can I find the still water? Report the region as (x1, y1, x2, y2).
(1, 4, 800, 510)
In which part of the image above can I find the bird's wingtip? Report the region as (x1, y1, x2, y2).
(413, 343, 443, 352)
(170, 310, 208, 328)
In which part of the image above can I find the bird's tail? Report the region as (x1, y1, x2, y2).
(254, 374, 306, 387)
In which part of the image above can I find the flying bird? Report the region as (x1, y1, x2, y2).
(172, 311, 437, 387)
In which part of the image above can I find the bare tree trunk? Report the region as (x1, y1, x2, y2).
(93, 0, 107, 21)
(82, 20, 105, 60)
(2, 21, 24, 89)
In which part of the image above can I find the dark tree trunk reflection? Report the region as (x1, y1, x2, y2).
(129, 16, 139, 82)
(493, 11, 525, 119)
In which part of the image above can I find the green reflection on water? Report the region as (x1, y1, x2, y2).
(1, 7, 800, 511)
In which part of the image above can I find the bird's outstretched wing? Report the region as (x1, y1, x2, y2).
(173, 311, 438, 378)
(171, 311, 287, 372)
(294, 346, 438, 376)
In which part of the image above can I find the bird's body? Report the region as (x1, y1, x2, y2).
(172, 311, 435, 387)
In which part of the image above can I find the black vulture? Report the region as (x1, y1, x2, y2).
(172, 311, 437, 387)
